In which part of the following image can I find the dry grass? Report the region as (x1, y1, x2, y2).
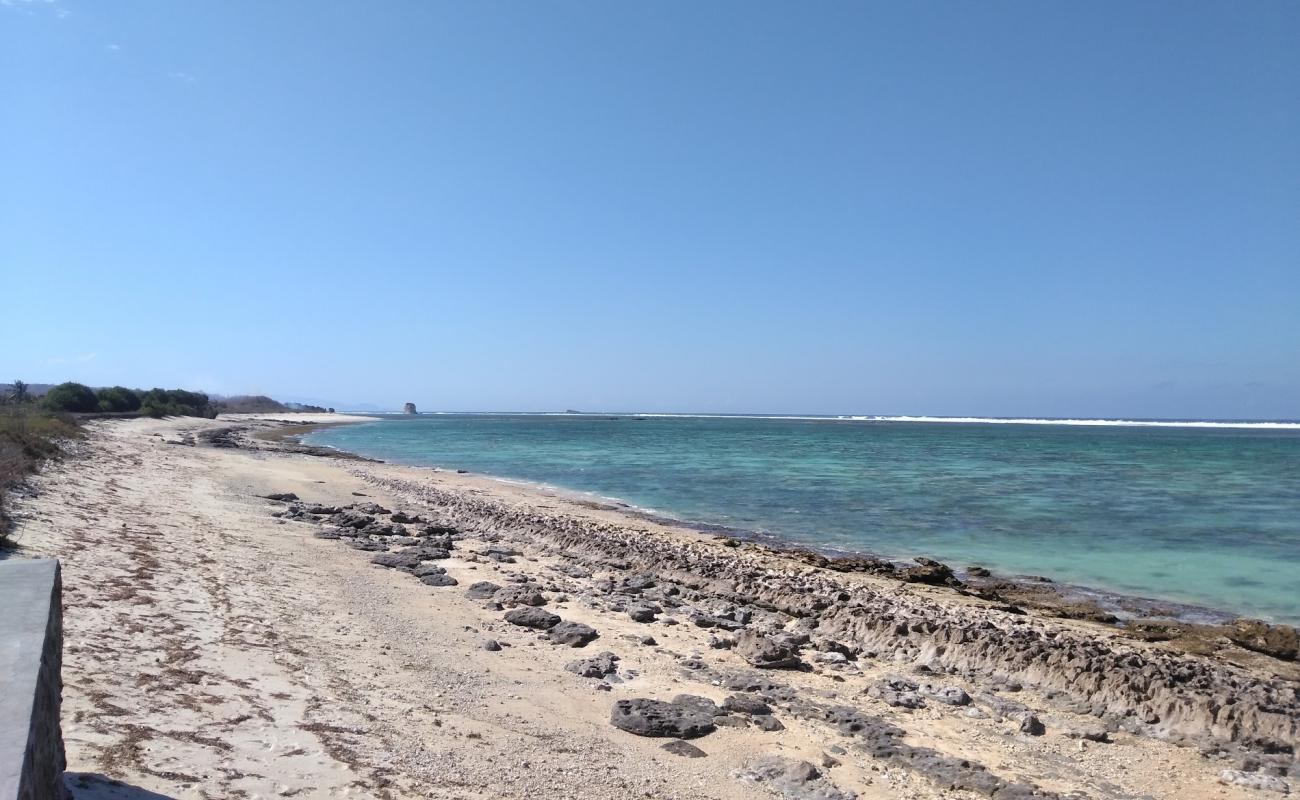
(0, 405, 81, 535)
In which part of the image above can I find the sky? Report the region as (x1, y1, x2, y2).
(2, 1, 1298, 418)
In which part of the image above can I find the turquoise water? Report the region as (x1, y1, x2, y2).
(306, 415, 1300, 623)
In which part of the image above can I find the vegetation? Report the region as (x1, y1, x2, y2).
(42, 381, 100, 413)
(96, 386, 142, 413)
(214, 395, 289, 413)
(214, 395, 330, 414)
(138, 388, 216, 419)
(0, 405, 81, 538)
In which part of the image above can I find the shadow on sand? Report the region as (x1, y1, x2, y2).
(65, 773, 178, 800)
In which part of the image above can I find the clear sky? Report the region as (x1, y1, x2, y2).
(2, 1, 1297, 417)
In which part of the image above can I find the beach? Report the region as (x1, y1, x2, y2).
(4, 414, 1297, 799)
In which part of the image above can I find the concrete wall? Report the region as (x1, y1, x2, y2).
(0, 559, 66, 800)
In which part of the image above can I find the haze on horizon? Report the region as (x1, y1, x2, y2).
(2, 1, 1297, 420)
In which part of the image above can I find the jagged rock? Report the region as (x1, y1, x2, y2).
(313, 529, 341, 539)
(661, 740, 707, 758)
(263, 492, 299, 501)
(505, 607, 561, 629)
(389, 511, 422, 524)
(1018, 713, 1046, 736)
(610, 696, 717, 739)
(821, 555, 896, 575)
(371, 552, 423, 569)
(566, 652, 619, 678)
(496, 585, 546, 607)
(722, 694, 772, 715)
(466, 581, 502, 600)
(481, 639, 501, 651)
(420, 573, 458, 587)
(332, 511, 374, 529)
(735, 630, 803, 669)
(1229, 619, 1299, 661)
(919, 684, 971, 706)
(625, 574, 657, 591)
(411, 564, 447, 578)
(354, 469, 1300, 756)
(735, 756, 856, 800)
(550, 620, 598, 647)
(868, 676, 925, 709)
(354, 502, 391, 515)
(899, 557, 958, 586)
(628, 604, 659, 623)
(1218, 770, 1290, 794)
(347, 539, 387, 552)
(402, 402, 417, 414)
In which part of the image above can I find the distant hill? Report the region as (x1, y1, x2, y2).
(212, 395, 331, 414)
(0, 383, 53, 397)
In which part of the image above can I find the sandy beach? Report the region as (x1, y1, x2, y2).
(3, 414, 1296, 799)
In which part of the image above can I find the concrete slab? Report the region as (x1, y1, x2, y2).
(0, 559, 65, 800)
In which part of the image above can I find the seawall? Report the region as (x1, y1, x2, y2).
(0, 559, 66, 800)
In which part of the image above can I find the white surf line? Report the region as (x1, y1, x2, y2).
(527, 412, 1300, 430)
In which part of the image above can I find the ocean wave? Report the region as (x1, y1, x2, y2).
(846, 415, 1300, 429)
(537, 412, 1300, 430)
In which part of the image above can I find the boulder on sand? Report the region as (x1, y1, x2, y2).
(610, 696, 717, 739)
(504, 607, 561, 630)
(549, 620, 598, 647)
(566, 651, 619, 678)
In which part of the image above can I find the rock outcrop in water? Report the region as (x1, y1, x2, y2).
(402, 402, 417, 415)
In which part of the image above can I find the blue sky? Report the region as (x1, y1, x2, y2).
(2, 1, 1297, 417)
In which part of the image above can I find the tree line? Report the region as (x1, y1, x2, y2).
(5, 381, 216, 418)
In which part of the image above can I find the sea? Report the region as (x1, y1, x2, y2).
(304, 413, 1300, 624)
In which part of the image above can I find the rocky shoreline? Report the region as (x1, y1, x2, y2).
(236, 417, 1299, 797)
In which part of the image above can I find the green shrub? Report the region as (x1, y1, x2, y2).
(42, 382, 99, 413)
(138, 388, 215, 419)
(214, 395, 287, 414)
(96, 386, 142, 413)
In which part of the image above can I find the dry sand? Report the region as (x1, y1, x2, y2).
(3, 415, 1293, 799)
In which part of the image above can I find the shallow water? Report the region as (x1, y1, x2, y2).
(306, 414, 1300, 623)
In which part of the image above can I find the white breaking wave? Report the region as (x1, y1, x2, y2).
(839, 415, 1300, 430)
(534, 412, 1300, 430)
